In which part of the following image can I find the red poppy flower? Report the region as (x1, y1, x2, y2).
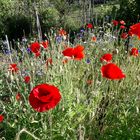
(92, 36, 97, 42)
(62, 45, 84, 60)
(87, 23, 93, 29)
(74, 45, 84, 52)
(24, 76, 30, 84)
(130, 48, 138, 56)
(129, 22, 140, 39)
(29, 84, 61, 112)
(100, 53, 112, 63)
(0, 115, 4, 123)
(121, 33, 128, 39)
(9, 64, 19, 73)
(101, 63, 126, 80)
(112, 20, 119, 26)
(59, 29, 67, 36)
(30, 42, 41, 54)
(120, 20, 125, 25)
(76, 45, 84, 58)
(41, 41, 49, 49)
(128, 31, 133, 36)
(86, 80, 93, 85)
(62, 58, 68, 64)
(35, 51, 41, 58)
(120, 25, 125, 29)
(16, 93, 21, 101)
(62, 48, 74, 57)
(46, 58, 53, 66)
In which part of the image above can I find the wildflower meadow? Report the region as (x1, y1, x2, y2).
(0, 0, 140, 140)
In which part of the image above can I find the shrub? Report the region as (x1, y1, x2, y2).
(40, 7, 60, 32)
(116, 0, 140, 25)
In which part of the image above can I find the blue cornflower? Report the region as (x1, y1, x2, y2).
(79, 33, 83, 38)
(80, 29, 85, 33)
(86, 59, 90, 64)
(5, 50, 12, 54)
(27, 47, 31, 53)
(56, 36, 62, 43)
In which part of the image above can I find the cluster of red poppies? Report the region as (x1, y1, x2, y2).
(0, 22, 139, 123)
(62, 45, 85, 60)
(112, 20, 126, 29)
(113, 20, 140, 40)
(30, 40, 49, 57)
(100, 53, 125, 80)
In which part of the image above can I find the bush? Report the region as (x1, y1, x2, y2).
(64, 16, 81, 31)
(116, 0, 140, 25)
(40, 7, 60, 32)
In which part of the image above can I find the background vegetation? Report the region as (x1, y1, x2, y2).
(0, 0, 139, 41)
(0, 30, 140, 140)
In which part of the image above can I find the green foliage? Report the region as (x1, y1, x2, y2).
(40, 7, 60, 31)
(0, 0, 80, 40)
(0, 0, 13, 37)
(117, 0, 140, 24)
(0, 28, 140, 139)
(0, 0, 140, 40)
(64, 16, 81, 31)
(49, 0, 71, 15)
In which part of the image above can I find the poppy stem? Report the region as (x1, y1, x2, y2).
(95, 84, 111, 136)
(15, 128, 40, 140)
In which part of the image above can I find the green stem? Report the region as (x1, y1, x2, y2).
(15, 128, 40, 140)
(95, 81, 112, 136)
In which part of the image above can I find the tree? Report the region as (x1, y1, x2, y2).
(117, 0, 140, 25)
(0, 0, 13, 37)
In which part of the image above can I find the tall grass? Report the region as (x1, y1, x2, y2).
(0, 25, 140, 140)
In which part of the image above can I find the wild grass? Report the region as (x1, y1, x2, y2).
(0, 28, 140, 140)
